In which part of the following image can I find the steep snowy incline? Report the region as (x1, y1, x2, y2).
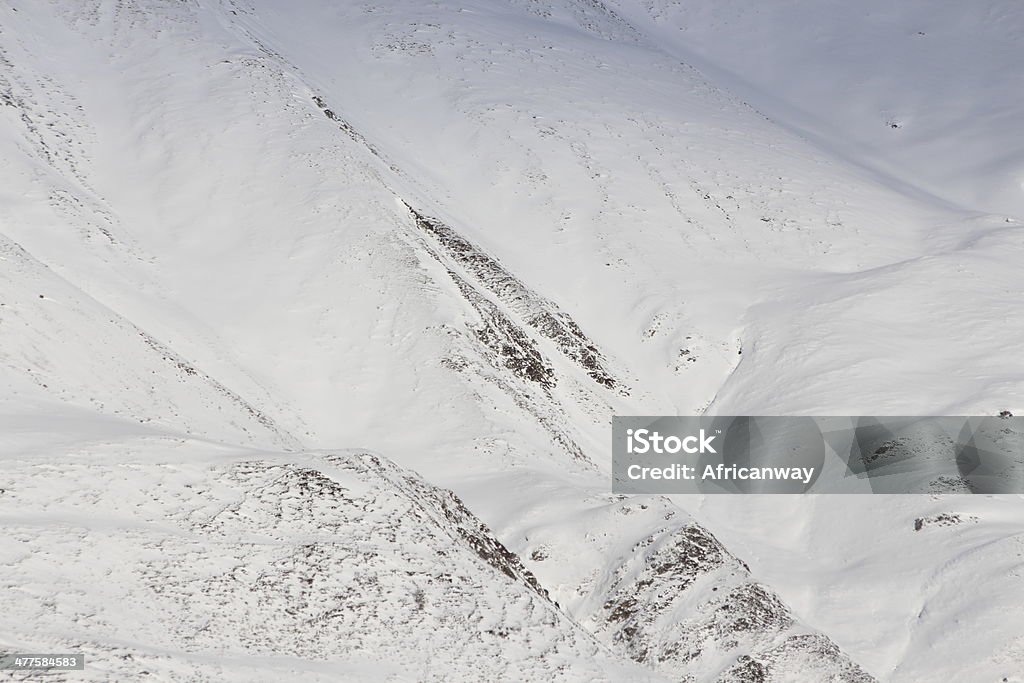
(603, 0, 1024, 219)
(0, 424, 661, 682)
(675, 491, 1024, 682)
(226, 0, 1024, 420)
(0, 0, 1021, 680)
(215, 8, 1024, 677)
(0, 1, 878, 680)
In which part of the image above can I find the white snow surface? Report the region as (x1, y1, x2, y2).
(0, 0, 1022, 681)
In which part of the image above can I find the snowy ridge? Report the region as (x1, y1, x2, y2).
(592, 523, 873, 681)
(0, 437, 659, 682)
(0, 0, 1021, 680)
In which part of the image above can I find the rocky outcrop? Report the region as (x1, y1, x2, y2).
(406, 203, 619, 390)
(594, 522, 875, 682)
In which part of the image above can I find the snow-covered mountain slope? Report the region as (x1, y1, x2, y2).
(604, 0, 1024, 219)
(586, 518, 873, 681)
(0, 0, 1022, 680)
(678, 491, 1024, 682)
(0, 426, 662, 682)
(0, 232, 296, 450)
(0, 415, 877, 682)
(215, 0, 1024, 420)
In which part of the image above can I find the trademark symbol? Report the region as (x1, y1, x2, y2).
(715, 430, 722, 435)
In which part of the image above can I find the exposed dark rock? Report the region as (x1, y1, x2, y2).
(405, 203, 619, 390)
(594, 522, 874, 681)
(448, 269, 555, 389)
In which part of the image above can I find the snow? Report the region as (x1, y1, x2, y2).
(0, 0, 1022, 680)
(0, 427, 658, 681)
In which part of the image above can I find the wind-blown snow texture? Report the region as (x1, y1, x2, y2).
(0, 1, 1022, 681)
